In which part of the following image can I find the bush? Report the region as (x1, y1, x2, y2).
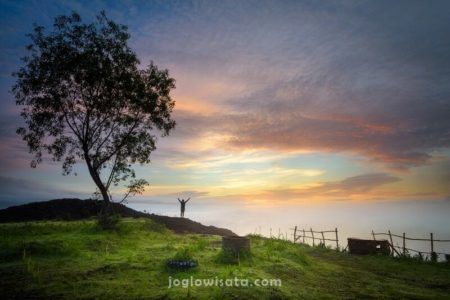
(97, 211, 121, 230)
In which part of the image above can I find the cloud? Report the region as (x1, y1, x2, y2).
(147, 190, 209, 199)
(219, 173, 402, 203)
(128, 190, 210, 205)
(124, 0, 450, 170)
(166, 102, 448, 170)
(0, 0, 449, 205)
(220, 110, 445, 170)
(323, 173, 401, 194)
(274, 173, 400, 197)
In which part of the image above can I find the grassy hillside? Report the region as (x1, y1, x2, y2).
(0, 219, 449, 299)
(0, 199, 236, 236)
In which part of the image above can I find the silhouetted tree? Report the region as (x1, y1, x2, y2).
(13, 11, 176, 207)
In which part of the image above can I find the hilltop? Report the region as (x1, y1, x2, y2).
(0, 218, 449, 299)
(0, 199, 236, 236)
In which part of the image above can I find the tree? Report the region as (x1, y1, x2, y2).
(13, 12, 176, 207)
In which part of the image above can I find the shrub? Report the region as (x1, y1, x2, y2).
(97, 211, 121, 230)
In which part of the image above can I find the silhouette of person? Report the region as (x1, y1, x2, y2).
(178, 197, 190, 217)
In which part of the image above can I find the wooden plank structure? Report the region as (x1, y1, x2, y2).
(222, 236, 250, 256)
(347, 238, 391, 255)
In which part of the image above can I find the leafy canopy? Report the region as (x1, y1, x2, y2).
(13, 11, 176, 203)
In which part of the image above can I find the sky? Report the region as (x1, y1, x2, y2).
(0, 1, 449, 240)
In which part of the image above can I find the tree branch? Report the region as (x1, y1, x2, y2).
(94, 115, 141, 169)
(105, 153, 120, 190)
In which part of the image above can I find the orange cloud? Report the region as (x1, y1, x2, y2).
(218, 173, 403, 204)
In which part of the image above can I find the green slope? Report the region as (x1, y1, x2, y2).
(0, 219, 449, 299)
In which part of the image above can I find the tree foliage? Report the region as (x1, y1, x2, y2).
(13, 11, 176, 204)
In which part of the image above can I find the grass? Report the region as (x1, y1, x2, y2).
(0, 218, 449, 299)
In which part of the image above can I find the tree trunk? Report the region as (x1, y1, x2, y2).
(90, 169, 110, 204)
(83, 149, 110, 205)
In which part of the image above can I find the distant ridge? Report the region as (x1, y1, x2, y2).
(0, 198, 236, 236)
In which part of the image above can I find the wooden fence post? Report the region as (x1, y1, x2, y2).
(293, 226, 298, 244)
(388, 230, 394, 256)
(372, 230, 376, 240)
(335, 228, 339, 250)
(430, 232, 437, 262)
(311, 228, 315, 246)
(302, 229, 305, 243)
(270, 228, 272, 238)
(430, 232, 434, 253)
(402, 232, 406, 256)
(321, 232, 325, 246)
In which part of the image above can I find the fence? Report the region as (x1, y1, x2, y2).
(253, 227, 290, 240)
(290, 226, 339, 250)
(371, 230, 450, 261)
(289, 226, 450, 260)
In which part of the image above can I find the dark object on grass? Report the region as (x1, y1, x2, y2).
(222, 236, 251, 256)
(348, 238, 391, 255)
(166, 260, 198, 270)
(445, 254, 450, 263)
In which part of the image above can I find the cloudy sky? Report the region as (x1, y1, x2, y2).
(0, 0, 449, 213)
